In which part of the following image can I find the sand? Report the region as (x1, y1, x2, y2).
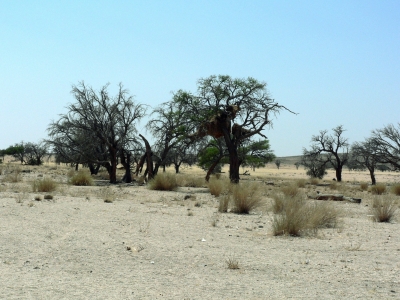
(0, 163, 399, 299)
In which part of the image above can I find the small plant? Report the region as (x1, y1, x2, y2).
(296, 179, 306, 188)
(329, 181, 338, 190)
(44, 194, 54, 200)
(218, 194, 230, 213)
(281, 184, 300, 198)
(370, 196, 397, 222)
(69, 169, 94, 186)
(370, 183, 386, 195)
(231, 182, 262, 214)
(360, 182, 368, 191)
(32, 177, 57, 192)
(148, 173, 178, 191)
(307, 202, 340, 229)
(194, 201, 202, 207)
(390, 183, 400, 196)
(225, 256, 240, 270)
(271, 193, 286, 214)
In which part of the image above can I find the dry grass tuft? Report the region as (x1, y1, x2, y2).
(148, 172, 178, 191)
(225, 256, 240, 270)
(296, 179, 307, 188)
(370, 183, 386, 195)
(231, 182, 262, 214)
(69, 169, 94, 186)
(360, 182, 369, 191)
(208, 177, 230, 197)
(309, 178, 319, 185)
(218, 194, 230, 213)
(44, 194, 54, 200)
(32, 177, 57, 192)
(281, 183, 300, 198)
(370, 196, 397, 222)
(390, 183, 400, 196)
(176, 174, 205, 188)
(2, 165, 22, 183)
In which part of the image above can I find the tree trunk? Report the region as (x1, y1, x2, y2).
(229, 151, 240, 183)
(120, 151, 132, 183)
(163, 165, 166, 172)
(335, 167, 342, 182)
(139, 134, 154, 180)
(369, 168, 376, 185)
(205, 155, 223, 182)
(108, 148, 118, 183)
(174, 163, 181, 174)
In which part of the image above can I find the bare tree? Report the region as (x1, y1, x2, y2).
(306, 125, 349, 182)
(175, 75, 294, 183)
(351, 139, 379, 185)
(48, 82, 146, 183)
(370, 123, 400, 170)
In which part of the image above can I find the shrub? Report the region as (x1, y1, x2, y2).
(360, 182, 369, 191)
(231, 182, 262, 214)
(148, 172, 178, 191)
(390, 184, 400, 196)
(370, 196, 397, 222)
(69, 169, 94, 186)
(208, 177, 229, 197)
(370, 183, 386, 195)
(32, 177, 57, 192)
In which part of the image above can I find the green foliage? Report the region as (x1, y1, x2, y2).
(239, 139, 275, 171)
(197, 140, 227, 173)
(301, 152, 328, 179)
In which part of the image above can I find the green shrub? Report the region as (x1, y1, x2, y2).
(32, 177, 57, 192)
(69, 169, 94, 186)
(231, 182, 262, 214)
(370, 183, 386, 195)
(390, 183, 400, 196)
(148, 173, 178, 191)
(370, 196, 397, 222)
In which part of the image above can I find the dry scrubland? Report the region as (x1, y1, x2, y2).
(0, 161, 399, 299)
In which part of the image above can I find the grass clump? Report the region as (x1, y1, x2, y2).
(370, 183, 386, 195)
(231, 182, 262, 214)
(148, 173, 178, 191)
(390, 183, 400, 196)
(69, 169, 94, 186)
(225, 256, 240, 270)
(208, 177, 229, 197)
(281, 183, 300, 198)
(370, 196, 397, 222)
(32, 177, 57, 192)
(176, 174, 205, 187)
(2, 165, 22, 183)
(218, 194, 230, 213)
(360, 182, 369, 191)
(309, 178, 319, 185)
(296, 179, 307, 188)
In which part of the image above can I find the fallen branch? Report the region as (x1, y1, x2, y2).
(308, 193, 361, 204)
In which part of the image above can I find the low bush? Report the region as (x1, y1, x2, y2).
(32, 177, 57, 192)
(370, 183, 386, 195)
(231, 182, 262, 214)
(370, 196, 397, 222)
(390, 183, 400, 196)
(148, 172, 178, 191)
(69, 169, 94, 186)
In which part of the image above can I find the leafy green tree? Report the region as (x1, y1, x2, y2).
(4, 143, 25, 163)
(175, 75, 293, 183)
(301, 150, 328, 179)
(239, 140, 275, 171)
(197, 138, 228, 180)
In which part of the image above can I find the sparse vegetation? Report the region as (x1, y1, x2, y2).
(370, 196, 397, 222)
(360, 182, 369, 191)
(32, 177, 57, 192)
(296, 179, 306, 188)
(281, 183, 300, 198)
(2, 165, 22, 183)
(370, 183, 386, 195)
(208, 177, 229, 197)
(176, 174, 205, 187)
(309, 178, 319, 185)
(148, 172, 178, 191)
(218, 194, 230, 213)
(225, 256, 240, 270)
(390, 183, 400, 196)
(69, 169, 94, 186)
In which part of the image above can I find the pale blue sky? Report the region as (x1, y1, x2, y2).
(1, 1, 399, 156)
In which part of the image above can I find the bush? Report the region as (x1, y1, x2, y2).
(360, 182, 369, 191)
(148, 172, 178, 191)
(370, 196, 397, 222)
(370, 183, 386, 195)
(390, 184, 400, 196)
(69, 169, 94, 186)
(231, 182, 262, 214)
(32, 178, 57, 192)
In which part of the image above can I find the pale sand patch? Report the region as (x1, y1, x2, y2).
(0, 163, 399, 299)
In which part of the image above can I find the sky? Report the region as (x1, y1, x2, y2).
(1, 0, 399, 157)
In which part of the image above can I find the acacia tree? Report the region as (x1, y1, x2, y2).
(48, 82, 146, 183)
(351, 139, 379, 185)
(301, 148, 328, 179)
(175, 75, 293, 183)
(306, 125, 349, 182)
(239, 139, 275, 172)
(369, 123, 400, 170)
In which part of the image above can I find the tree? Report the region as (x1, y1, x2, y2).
(351, 139, 379, 185)
(305, 125, 349, 182)
(24, 142, 48, 165)
(197, 138, 228, 180)
(301, 150, 328, 179)
(369, 123, 400, 170)
(239, 139, 275, 171)
(275, 159, 281, 169)
(4, 143, 25, 164)
(146, 93, 195, 175)
(175, 75, 293, 183)
(47, 82, 146, 183)
(294, 162, 300, 170)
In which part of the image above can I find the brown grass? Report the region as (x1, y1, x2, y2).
(370, 183, 386, 195)
(69, 169, 94, 186)
(32, 177, 57, 192)
(218, 194, 230, 213)
(208, 177, 230, 197)
(309, 178, 319, 185)
(148, 172, 178, 191)
(231, 182, 262, 214)
(281, 183, 300, 198)
(370, 196, 397, 222)
(360, 182, 369, 191)
(390, 183, 400, 196)
(2, 165, 22, 183)
(176, 174, 205, 188)
(296, 179, 307, 188)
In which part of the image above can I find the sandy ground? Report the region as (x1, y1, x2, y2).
(0, 163, 399, 299)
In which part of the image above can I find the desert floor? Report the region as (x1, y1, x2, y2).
(0, 162, 399, 299)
